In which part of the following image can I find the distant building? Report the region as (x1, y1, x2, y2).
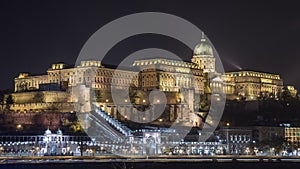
(285, 127, 300, 145)
(223, 70, 284, 100)
(216, 127, 252, 155)
(252, 126, 285, 143)
(248, 125, 300, 146)
(286, 85, 298, 98)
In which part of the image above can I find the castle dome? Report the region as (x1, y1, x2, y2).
(193, 32, 213, 56)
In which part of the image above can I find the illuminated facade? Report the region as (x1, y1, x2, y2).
(133, 58, 204, 93)
(4, 33, 300, 156)
(251, 126, 300, 146)
(287, 85, 298, 98)
(222, 71, 284, 100)
(191, 32, 215, 73)
(10, 33, 295, 113)
(285, 127, 300, 145)
(217, 127, 252, 155)
(11, 58, 206, 127)
(15, 60, 138, 92)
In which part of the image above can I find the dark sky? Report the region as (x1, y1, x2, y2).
(1, 0, 299, 90)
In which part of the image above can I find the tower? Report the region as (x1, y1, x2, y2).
(191, 32, 216, 73)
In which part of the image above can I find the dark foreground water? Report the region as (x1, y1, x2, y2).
(2, 162, 300, 169)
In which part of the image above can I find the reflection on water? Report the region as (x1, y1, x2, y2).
(3, 162, 300, 169)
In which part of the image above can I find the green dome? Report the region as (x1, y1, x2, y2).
(193, 32, 213, 56)
(194, 41, 213, 56)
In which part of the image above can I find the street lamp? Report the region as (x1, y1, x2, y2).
(245, 147, 250, 155)
(271, 147, 275, 155)
(0, 146, 3, 155)
(253, 147, 258, 155)
(16, 124, 22, 130)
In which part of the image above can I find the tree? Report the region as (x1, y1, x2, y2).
(93, 89, 102, 102)
(280, 86, 293, 102)
(0, 91, 4, 111)
(32, 92, 44, 103)
(69, 120, 83, 133)
(5, 94, 14, 110)
(0, 89, 13, 111)
(259, 136, 288, 155)
(199, 94, 210, 112)
(269, 93, 275, 100)
(129, 84, 140, 104)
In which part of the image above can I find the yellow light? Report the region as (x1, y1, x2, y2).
(142, 117, 146, 121)
(124, 99, 128, 103)
(106, 99, 109, 102)
(226, 122, 230, 127)
(17, 124, 22, 129)
(142, 99, 146, 103)
(159, 118, 163, 122)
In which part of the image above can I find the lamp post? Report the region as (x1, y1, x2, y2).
(254, 147, 258, 155)
(225, 127, 230, 154)
(271, 147, 275, 156)
(245, 147, 250, 155)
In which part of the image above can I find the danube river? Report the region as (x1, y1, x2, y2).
(2, 157, 300, 169)
(3, 161, 300, 169)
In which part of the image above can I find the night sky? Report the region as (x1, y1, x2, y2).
(1, 0, 299, 90)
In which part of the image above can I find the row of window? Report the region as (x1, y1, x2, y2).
(48, 69, 136, 78)
(226, 72, 281, 80)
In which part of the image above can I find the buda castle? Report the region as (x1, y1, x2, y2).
(6, 33, 297, 127)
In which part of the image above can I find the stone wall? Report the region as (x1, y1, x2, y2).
(10, 103, 74, 112)
(11, 91, 70, 104)
(1, 111, 76, 130)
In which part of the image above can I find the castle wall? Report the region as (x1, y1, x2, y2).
(11, 91, 70, 104)
(10, 103, 74, 112)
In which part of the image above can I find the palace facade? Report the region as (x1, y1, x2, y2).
(7, 33, 296, 125)
(222, 70, 284, 100)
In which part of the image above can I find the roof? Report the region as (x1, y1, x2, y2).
(225, 69, 280, 76)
